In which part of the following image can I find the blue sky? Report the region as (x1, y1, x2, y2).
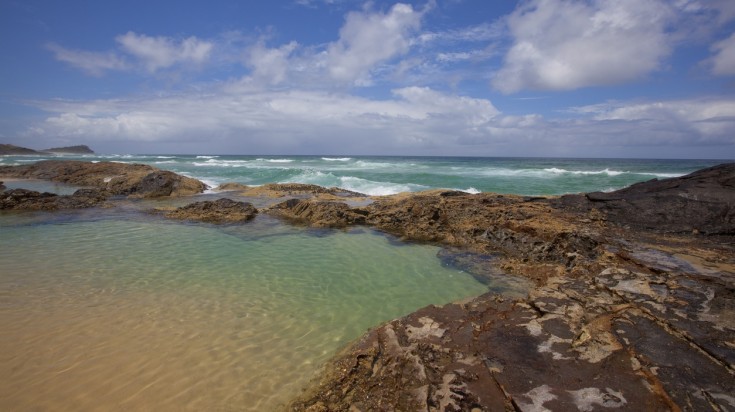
(1, 0, 734, 158)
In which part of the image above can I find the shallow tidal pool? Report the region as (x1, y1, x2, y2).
(0, 209, 489, 411)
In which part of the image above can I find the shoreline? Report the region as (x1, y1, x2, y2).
(2, 160, 734, 410)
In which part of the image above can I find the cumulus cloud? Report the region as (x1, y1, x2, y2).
(46, 43, 128, 76)
(709, 33, 735, 76)
(115, 32, 213, 72)
(493, 0, 675, 93)
(327, 3, 423, 85)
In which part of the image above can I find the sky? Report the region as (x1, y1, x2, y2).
(1, 0, 734, 158)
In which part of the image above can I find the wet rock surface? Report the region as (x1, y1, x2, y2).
(0, 160, 206, 198)
(287, 165, 735, 411)
(163, 198, 258, 223)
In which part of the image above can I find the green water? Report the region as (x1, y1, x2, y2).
(0, 212, 489, 411)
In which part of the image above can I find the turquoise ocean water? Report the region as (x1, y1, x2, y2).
(0, 154, 730, 410)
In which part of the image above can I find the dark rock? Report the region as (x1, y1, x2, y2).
(0, 181, 5, 191)
(0, 188, 107, 210)
(556, 162, 735, 235)
(164, 198, 258, 223)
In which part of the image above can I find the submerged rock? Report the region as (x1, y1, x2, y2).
(164, 198, 258, 224)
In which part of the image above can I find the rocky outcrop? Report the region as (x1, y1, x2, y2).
(556, 162, 735, 235)
(0, 160, 206, 198)
(0, 188, 108, 210)
(163, 198, 258, 223)
(287, 164, 735, 411)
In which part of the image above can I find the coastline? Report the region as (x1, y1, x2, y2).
(2, 160, 734, 410)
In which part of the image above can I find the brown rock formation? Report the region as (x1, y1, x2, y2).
(163, 198, 258, 224)
(0, 160, 207, 198)
(286, 164, 735, 411)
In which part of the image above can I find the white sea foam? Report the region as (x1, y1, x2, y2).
(322, 157, 352, 162)
(155, 160, 176, 164)
(256, 158, 294, 163)
(282, 171, 426, 196)
(353, 160, 397, 169)
(196, 155, 219, 159)
(646, 172, 683, 178)
(156, 156, 175, 159)
(543, 167, 625, 176)
(460, 187, 481, 194)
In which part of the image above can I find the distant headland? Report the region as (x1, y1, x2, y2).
(0, 143, 94, 155)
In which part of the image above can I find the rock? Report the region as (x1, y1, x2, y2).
(556, 162, 735, 235)
(164, 198, 258, 223)
(125, 170, 207, 198)
(288, 165, 735, 411)
(224, 182, 366, 199)
(215, 182, 251, 192)
(0, 188, 108, 210)
(267, 198, 368, 228)
(0, 181, 5, 191)
(0, 160, 207, 198)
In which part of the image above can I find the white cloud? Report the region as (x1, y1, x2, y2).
(115, 32, 213, 72)
(327, 3, 423, 85)
(46, 43, 128, 76)
(709, 33, 735, 76)
(26, 86, 735, 157)
(245, 40, 300, 85)
(493, 0, 675, 93)
(417, 22, 504, 44)
(49, 32, 213, 75)
(572, 98, 735, 143)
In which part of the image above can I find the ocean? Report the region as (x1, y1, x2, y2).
(0, 154, 729, 411)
